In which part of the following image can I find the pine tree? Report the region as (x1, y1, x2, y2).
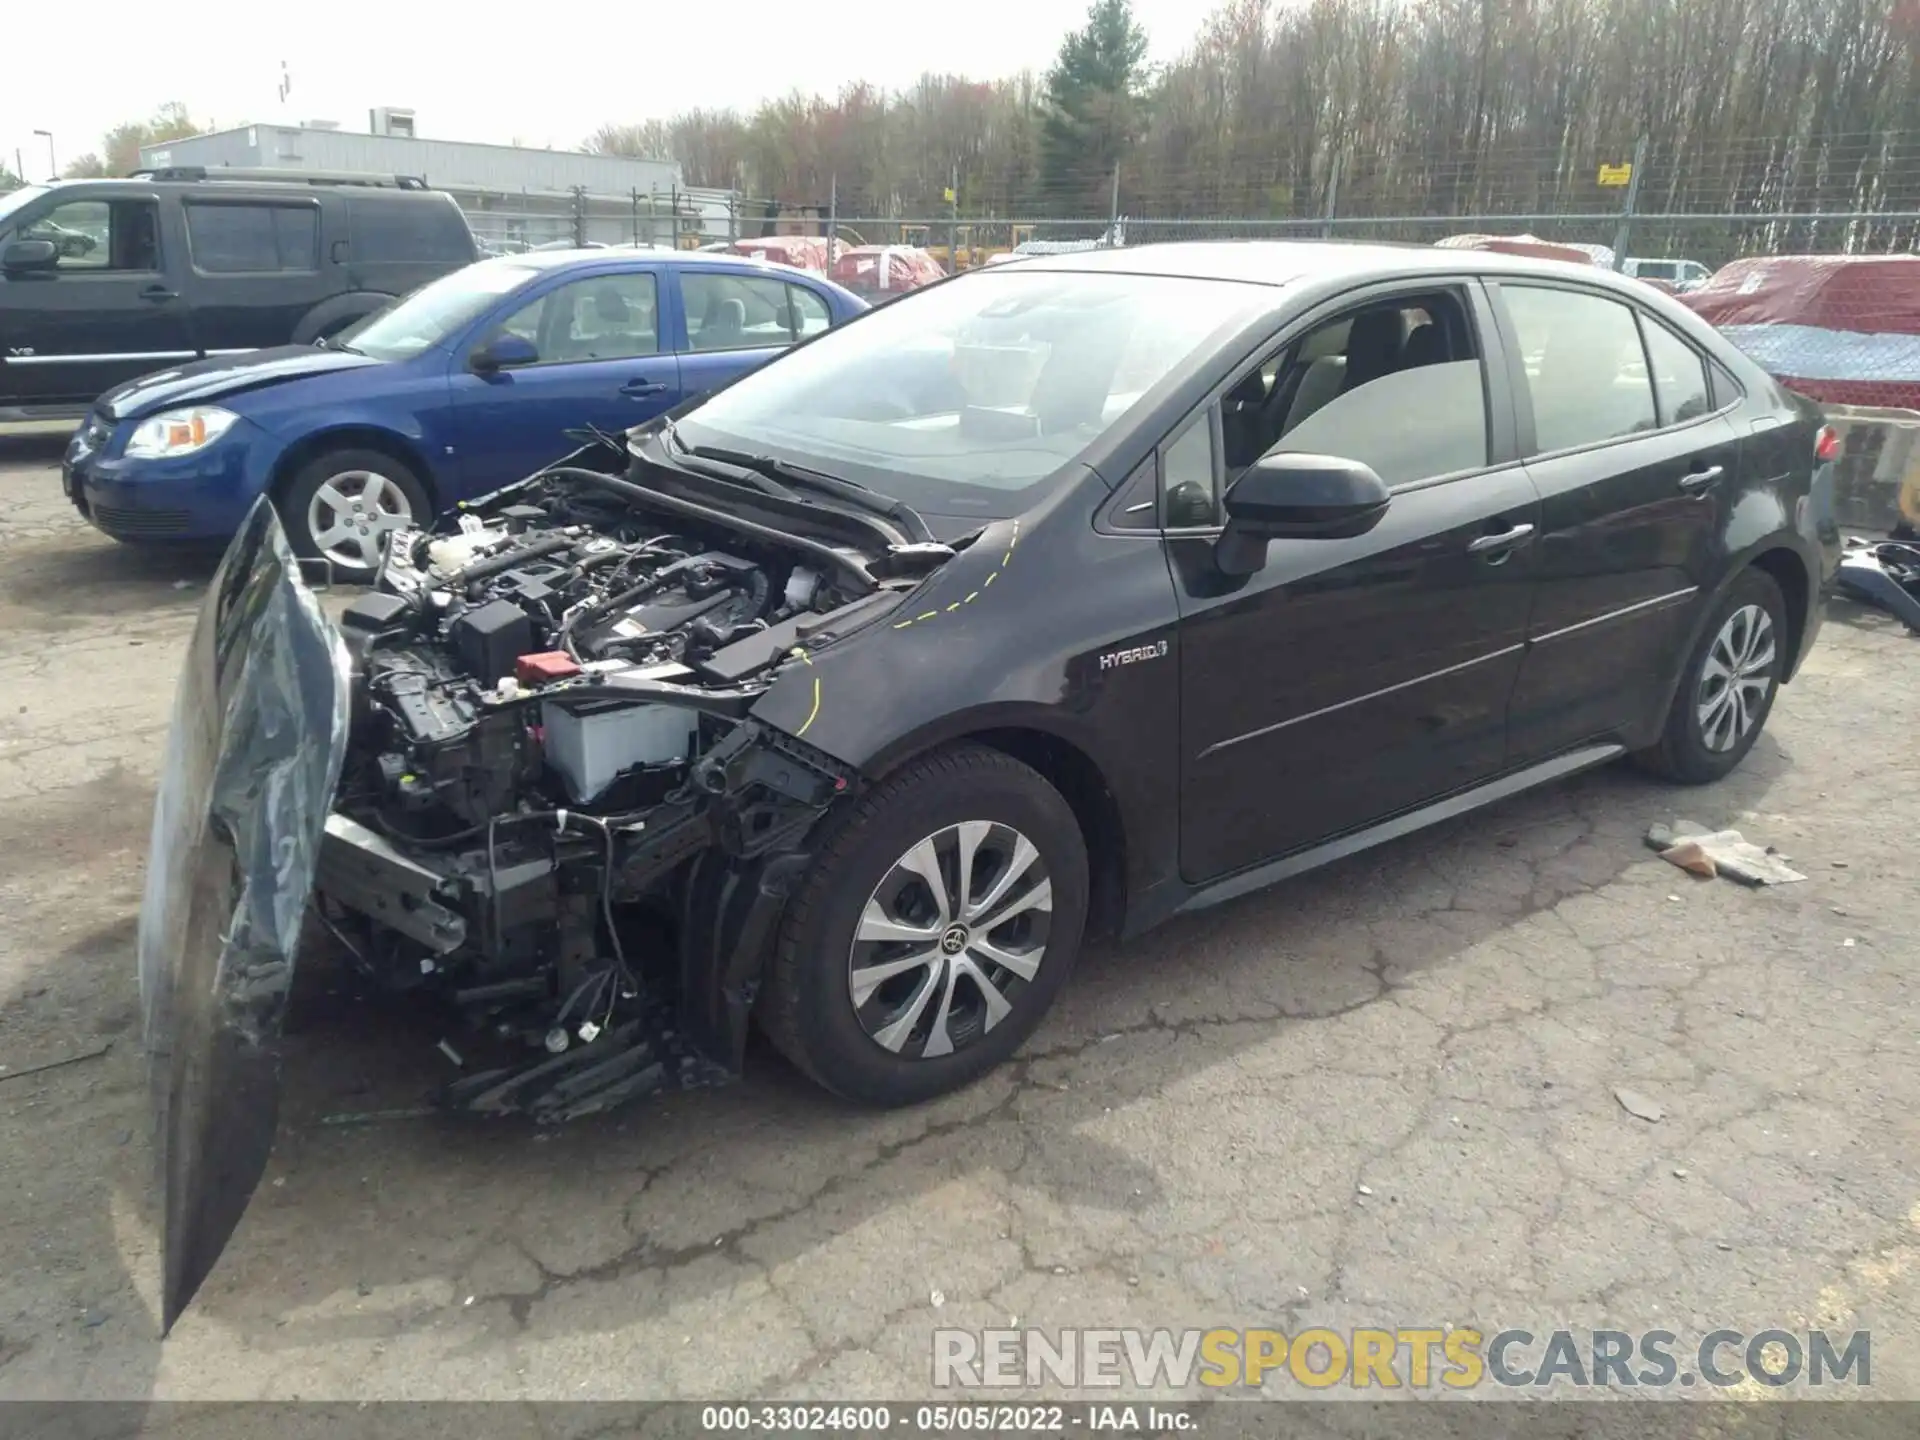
(1040, 0, 1151, 216)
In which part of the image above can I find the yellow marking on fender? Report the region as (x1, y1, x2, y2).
(892, 519, 1016, 632)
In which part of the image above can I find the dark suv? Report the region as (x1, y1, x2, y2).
(0, 167, 477, 422)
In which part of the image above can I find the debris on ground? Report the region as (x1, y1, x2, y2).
(1661, 839, 1719, 878)
(1645, 821, 1807, 886)
(1833, 535, 1920, 632)
(1614, 1087, 1666, 1123)
(0, 1039, 111, 1084)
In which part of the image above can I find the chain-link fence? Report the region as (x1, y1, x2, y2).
(780, 131, 1920, 271)
(451, 132, 1920, 530)
(455, 185, 744, 255)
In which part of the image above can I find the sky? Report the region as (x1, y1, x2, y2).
(2, 0, 1210, 179)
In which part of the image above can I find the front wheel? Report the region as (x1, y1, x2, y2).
(760, 745, 1088, 1107)
(1634, 568, 1788, 784)
(278, 448, 429, 582)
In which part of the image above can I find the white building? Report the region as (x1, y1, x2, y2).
(140, 117, 742, 250)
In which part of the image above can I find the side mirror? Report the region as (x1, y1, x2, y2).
(469, 332, 539, 374)
(2, 238, 60, 274)
(1215, 452, 1391, 576)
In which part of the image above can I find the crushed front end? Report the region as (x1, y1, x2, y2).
(141, 437, 945, 1328)
(317, 448, 933, 1120)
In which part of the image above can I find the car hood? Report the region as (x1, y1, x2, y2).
(99, 346, 386, 422)
(138, 497, 350, 1332)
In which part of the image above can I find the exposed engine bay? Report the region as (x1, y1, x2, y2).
(312, 444, 945, 1120)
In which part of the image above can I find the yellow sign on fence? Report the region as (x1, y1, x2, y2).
(1597, 163, 1634, 187)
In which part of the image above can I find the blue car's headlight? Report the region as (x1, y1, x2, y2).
(126, 406, 240, 459)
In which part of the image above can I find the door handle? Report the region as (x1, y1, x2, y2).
(620, 379, 668, 398)
(1679, 464, 1725, 492)
(139, 285, 178, 302)
(1468, 522, 1536, 556)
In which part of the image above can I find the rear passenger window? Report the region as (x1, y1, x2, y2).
(185, 204, 318, 272)
(1502, 286, 1656, 453)
(790, 285, 832, 338)
(1709, 357, 1743, 410)
(348, 198, 475, 263)
(1638, 316, 1711, 425)
(683, 273, 823, 351)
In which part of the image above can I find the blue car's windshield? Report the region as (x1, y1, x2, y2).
(0, 186, 51, 232)
(341, 260, 538, 361)
(672, 268, 1264, 519)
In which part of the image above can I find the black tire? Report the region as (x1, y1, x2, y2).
(760, 745, 1088, 1107)
(276, 447, 430, 582)
(1633, 567, 1788, 784)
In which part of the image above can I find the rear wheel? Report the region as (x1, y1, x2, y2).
(278, 447, 429, 581)
(1634, 568, 1787, 784)
(760, 745, 1088, 1107)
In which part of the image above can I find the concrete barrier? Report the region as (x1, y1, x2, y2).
(1825, 404, 1920, 534)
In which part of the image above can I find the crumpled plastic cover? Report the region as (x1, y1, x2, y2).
(137, 497, 349, 1332)
(829, 245, 947, 293)
(728, 234, 839, 273)
(1683, 255, 1920, 409)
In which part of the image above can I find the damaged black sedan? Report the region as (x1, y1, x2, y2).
(141, 242, 1838, 1328)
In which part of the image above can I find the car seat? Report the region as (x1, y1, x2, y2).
(701, 296, 747, 349)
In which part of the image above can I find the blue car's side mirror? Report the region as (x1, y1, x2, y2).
(470, 332, 539, 374)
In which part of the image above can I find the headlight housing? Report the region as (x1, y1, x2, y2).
(125, 406, 240, 459)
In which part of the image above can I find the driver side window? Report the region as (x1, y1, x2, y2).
(21, 199, 161, 273)
(1223, 290, 1490, 489)
(495, 272, 659, 364)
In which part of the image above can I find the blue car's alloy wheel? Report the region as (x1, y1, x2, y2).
(280, 447, 430, 580)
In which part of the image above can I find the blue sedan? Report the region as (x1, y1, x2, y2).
(61, 249, 868, 576)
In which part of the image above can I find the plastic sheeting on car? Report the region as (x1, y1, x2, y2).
(1683, 255, 1920, 410)
(137, 497, 350, 1333)
(829, 244, 947, 297)
(1435, 233, 1610, 267)
(727, 235, 839, 273)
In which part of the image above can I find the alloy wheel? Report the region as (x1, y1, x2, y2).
(307, 470, 414, 571)
(1695, 603, 1777, 752)
(847, 821, 1053, 1060)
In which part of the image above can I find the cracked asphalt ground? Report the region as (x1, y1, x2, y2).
(1, 433, 1916, 1405)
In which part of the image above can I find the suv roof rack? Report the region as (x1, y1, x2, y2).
(125, 166, 430, 190)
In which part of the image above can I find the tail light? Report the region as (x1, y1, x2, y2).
(1815, 425, 1840, 464)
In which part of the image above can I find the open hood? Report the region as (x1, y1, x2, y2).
(137, 499, 350, 1333)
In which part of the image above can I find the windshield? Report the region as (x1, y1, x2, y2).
(340, 259, 538, 360)
(673, 268, 1264, 517)
(0, 185, 50, 232)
